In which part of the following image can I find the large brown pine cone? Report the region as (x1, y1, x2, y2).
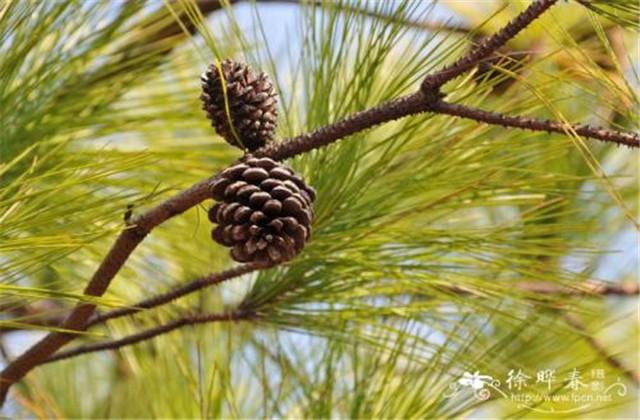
(200, 60, 278, 151)
(208, 157, 315, 265)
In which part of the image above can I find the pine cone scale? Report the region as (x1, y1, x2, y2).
(201, 61, 315, 265)
(201, 60, 278, 151)
(208, 158, 315, 264)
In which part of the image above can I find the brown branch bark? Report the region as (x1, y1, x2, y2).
(563, 313, 640, 386)
(253, 94, 639, 163)
(0, 317, 66, 336)
(2, 279, 637, 337)
(421, 0, 558, 91)
(0, 180, 211, 403)
(45, 310, 255, 364)
(430, 101, 640, 148)
(0, 340, 10, 364)
(253, 92, 440, 161)
(0, 264, 265, 337)
(0, 302, 67, 335)
(42, 301, 640, 389)
(86, 262, 268, 328)
(87, 280, 634, 330)
(445, 280, 640, 298)
(4, 0, 636, 405)
(515, 281, 640, 296)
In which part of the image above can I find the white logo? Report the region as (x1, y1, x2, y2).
(444, 369, 628, 414)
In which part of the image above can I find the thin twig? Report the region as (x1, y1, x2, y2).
(0, 179, 212, 403)
(431, 100, 640, 148)
(421, 0, 559, 91)
(563, 313, 640, 386)
(0, 339, 10, 364)
(45, 310, 255, 364)
(444, 280, 640, 298)
(2, 279, 637, 337)
(0, 264, 265, 336)
(516, 281, 640, 296)
(86, 262, 267, 328)
(43, 305, 640, 389)
(0, 302, 67, 335)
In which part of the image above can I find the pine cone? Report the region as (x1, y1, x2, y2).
(208, 157, 315, 265)
(200, 60, 278, 151)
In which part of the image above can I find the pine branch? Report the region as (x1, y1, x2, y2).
(86, 262, 267, 328)
(42, 304, 640, 389)
(515, 281, 640, 296)
(0, 340, 10, 364)
(4, 0, 637, 405)
(0, 180, 211, 403)
(421, 0, 558, 91)
(44, 310, 255, 364)
(430, 101, 640, 148)
(82, 279, 637, 329)
(445, 280, 640, 298)
(563, 313, 640, 386)
(0, 264, 266, 337)
(253, 92, 440, 161)
(254, 93, 639, 163)
(0, 301, 67, 335)
(1, 279, 637, 337)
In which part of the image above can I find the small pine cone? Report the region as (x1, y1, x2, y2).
(208, 157, 315, 265)
(200, 59, 278, 151)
